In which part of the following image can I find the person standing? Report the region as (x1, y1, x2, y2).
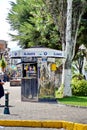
(0, 79, 4, 99)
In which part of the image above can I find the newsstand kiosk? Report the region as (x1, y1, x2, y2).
(21, 57, 38, 101)
(10, 47, 65, 102)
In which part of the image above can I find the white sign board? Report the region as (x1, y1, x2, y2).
(10, 47, 65, 58)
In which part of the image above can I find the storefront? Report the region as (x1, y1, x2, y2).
(10, 47, 65, 102)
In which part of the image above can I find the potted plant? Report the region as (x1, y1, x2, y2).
(0, 59, 7, 72)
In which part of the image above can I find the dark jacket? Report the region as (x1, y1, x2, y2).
(0, 79, 4, 98)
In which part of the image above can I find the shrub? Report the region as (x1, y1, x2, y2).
(72, 74, 84, 80)
(71, 74, 87, 96)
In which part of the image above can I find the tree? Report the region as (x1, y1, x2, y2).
(72, 7, 87, 75)
(43, 0, 87, 96)
(7, 0, 87, 96)
(62, 0, 73, 96)
(0, 59, 7, 72)
(7, 0, 61, 50)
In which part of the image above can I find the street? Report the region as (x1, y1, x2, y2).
(0, 127, 65, 130)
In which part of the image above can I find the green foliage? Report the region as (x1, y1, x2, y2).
(71, 74, 87, 96)
(0, 59, 7, 68)
(7, 0, 87, 52)
(58, 96, 87, 107)
(72, 73, 84, 80)
(71, 62, 79, 75)
(55, 84, 64, 98)
(7, 0, 61, 49)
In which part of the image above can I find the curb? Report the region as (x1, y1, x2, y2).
(58, 102, 87, 109)
(0, 120, 87, 129)
(0, 120, 62, 128)
(62, 121, 87, 130)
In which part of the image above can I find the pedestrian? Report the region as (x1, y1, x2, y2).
(3, 72, 7, 82)
(0, 79, 4, 99)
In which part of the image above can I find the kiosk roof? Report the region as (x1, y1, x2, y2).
(10, 47, 65, 58)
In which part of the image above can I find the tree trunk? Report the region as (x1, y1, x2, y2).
(62, 59, 72, 97)
(62, 0, 73, 97)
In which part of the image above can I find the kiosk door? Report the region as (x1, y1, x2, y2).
(21, 62, 38, 102)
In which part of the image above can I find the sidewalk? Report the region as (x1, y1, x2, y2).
(0, 82, 87, 124)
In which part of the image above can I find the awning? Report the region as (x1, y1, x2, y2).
(9, 47, 65, 58)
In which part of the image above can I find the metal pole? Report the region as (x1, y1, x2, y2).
(4, 91, 10, 114)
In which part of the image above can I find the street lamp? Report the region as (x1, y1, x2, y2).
(78, 44, 86, 74)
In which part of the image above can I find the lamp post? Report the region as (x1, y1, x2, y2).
(78, 44, 86, 74)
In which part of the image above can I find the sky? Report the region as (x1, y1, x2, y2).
(0, 0, 21, 51)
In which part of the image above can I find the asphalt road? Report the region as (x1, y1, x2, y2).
(0, 127, 65, 130)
